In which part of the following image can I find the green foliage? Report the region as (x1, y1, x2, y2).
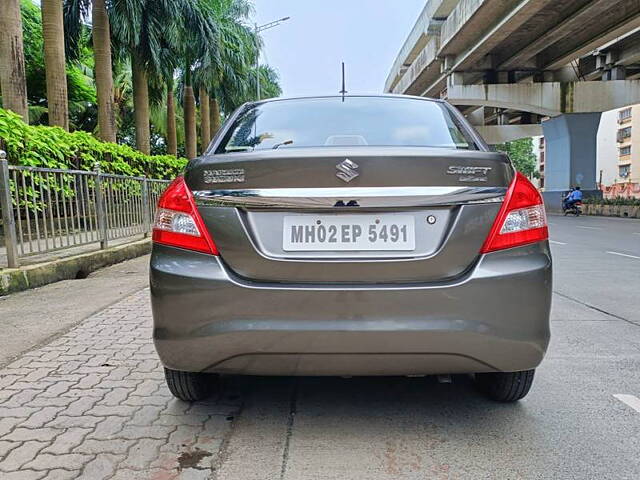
(200, 0, 283, 114)
(21, 0, 46, 113)
(0, 108, 186, 179)
(16, 0, 283, 158)
(255, 65, 283, 101)
(21, 0, 98, 130)
(495, 138, 538, 177)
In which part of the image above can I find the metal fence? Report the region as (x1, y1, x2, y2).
(0, 151, 170, 268)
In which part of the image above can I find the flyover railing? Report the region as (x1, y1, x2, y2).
(0, 151, 170, 268)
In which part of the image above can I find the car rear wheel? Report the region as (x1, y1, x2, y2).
(475, 369, 535, 402)
(164, 368, 219, 402)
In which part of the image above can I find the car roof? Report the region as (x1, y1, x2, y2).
(250, 94, 444, 107)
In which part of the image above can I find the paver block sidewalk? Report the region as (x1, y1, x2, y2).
(0, 290, 240, 479)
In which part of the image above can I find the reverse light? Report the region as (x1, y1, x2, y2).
(152, 177, 218, 255)
(154, 209, 201, 236)
(480, 172, 548, 253)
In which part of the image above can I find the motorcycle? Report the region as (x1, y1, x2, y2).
(563, 200, 582, 216)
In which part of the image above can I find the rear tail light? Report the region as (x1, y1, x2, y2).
(152, 177, 219, 255)
(480, 172, 548, 253)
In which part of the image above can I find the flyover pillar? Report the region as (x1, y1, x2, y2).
(541, 113, 602, 211)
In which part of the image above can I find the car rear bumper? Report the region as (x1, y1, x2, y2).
(150, 243, 552, 376)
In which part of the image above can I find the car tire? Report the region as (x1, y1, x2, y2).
(475, 369, 535, 402)
(164, 368, 219, 402)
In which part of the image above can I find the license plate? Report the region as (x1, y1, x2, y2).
(283, 214, 415, 251)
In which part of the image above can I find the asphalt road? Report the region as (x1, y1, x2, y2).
(214, 214, 640, 480)
(548, 214, 640, 322)
(0, 215, 638, 479)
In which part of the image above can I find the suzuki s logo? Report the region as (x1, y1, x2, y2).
(336, 159, 359, 183)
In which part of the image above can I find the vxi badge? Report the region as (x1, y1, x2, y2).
(446, 165, 492, 182)
(336, 159, 359, 183)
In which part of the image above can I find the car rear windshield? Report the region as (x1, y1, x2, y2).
(215, 96, 477, 153)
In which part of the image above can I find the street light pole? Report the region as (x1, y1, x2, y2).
(255, 16, 290, 101)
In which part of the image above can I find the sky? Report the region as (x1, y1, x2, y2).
(253, 0, 425, 97)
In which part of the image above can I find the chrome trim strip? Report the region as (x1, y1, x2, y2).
(193, 186, 506, 208)
(197, 187, 468, 197)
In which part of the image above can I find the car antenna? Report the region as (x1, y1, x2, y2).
(339, 62, 347, 102)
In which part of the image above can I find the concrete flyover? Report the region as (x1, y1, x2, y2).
(447, 80, 640, 118)
(386, 0, 640, 201)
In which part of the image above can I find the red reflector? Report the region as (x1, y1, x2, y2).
(480, 172, 548, 253)
(152, 177, 219, 255)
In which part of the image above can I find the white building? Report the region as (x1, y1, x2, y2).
(597, 109, 620, 188)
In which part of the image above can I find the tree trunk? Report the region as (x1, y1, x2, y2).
(209, 97, 220, 140)
(0, 0, 29, 122)
(200, 88, 210, 153)
(41, 0, 69, 130)
(184, 85, 197, 160)
(131, 53, 151, 155)
(92, 0, 116, 143)
(166, 86, 177, 157)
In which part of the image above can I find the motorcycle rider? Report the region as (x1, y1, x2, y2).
(563, 187, 575, 210)
(565, 186, 583, 210)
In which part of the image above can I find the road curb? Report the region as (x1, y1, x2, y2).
(0, 239, 150, 296)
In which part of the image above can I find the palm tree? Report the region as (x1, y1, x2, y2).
(64, 0, 118, 143)
(200, 87, 210, 150)
(166, 80, 178, 156)
(184, 73, 197, 159)
(209, 96, 220, 139)
(41, 0, 69, 130)
(56, 0, 281, 156)
(151, 18, 182, 157)
(92, 0, 116, 143)
(147, 87, 184, 155)
(109, 0, 218, 157)
(252, 64, 282, 100)
(197, 0, 256, 142)
(109, 0, 157, 154)
(206, 2, 282, 110)
(0, 0, 29, 122)
(196, 2, 283, 146)
(176, 1, 219, 159)
(111, 56, 133, 140)
(131, 51, 151, 154)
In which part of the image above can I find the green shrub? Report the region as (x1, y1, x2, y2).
(0, 108, 187, 180)
(583, 195, 640, 206)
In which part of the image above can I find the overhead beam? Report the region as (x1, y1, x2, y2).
(614, 43, 640, 66)
(390, 0, 640, 104)
(499, 0, 613, 70)
(447, 80, 640, 116)
(578, 41, 640, 79)
(450, 0, 556, 72)
(385, 0, 459, 92)
(420, 0, 556, 98)
(544, 13, 640, 70)
(393, 37, 442, 95)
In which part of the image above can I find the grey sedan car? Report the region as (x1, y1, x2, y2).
(150, 95, 551, 403)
